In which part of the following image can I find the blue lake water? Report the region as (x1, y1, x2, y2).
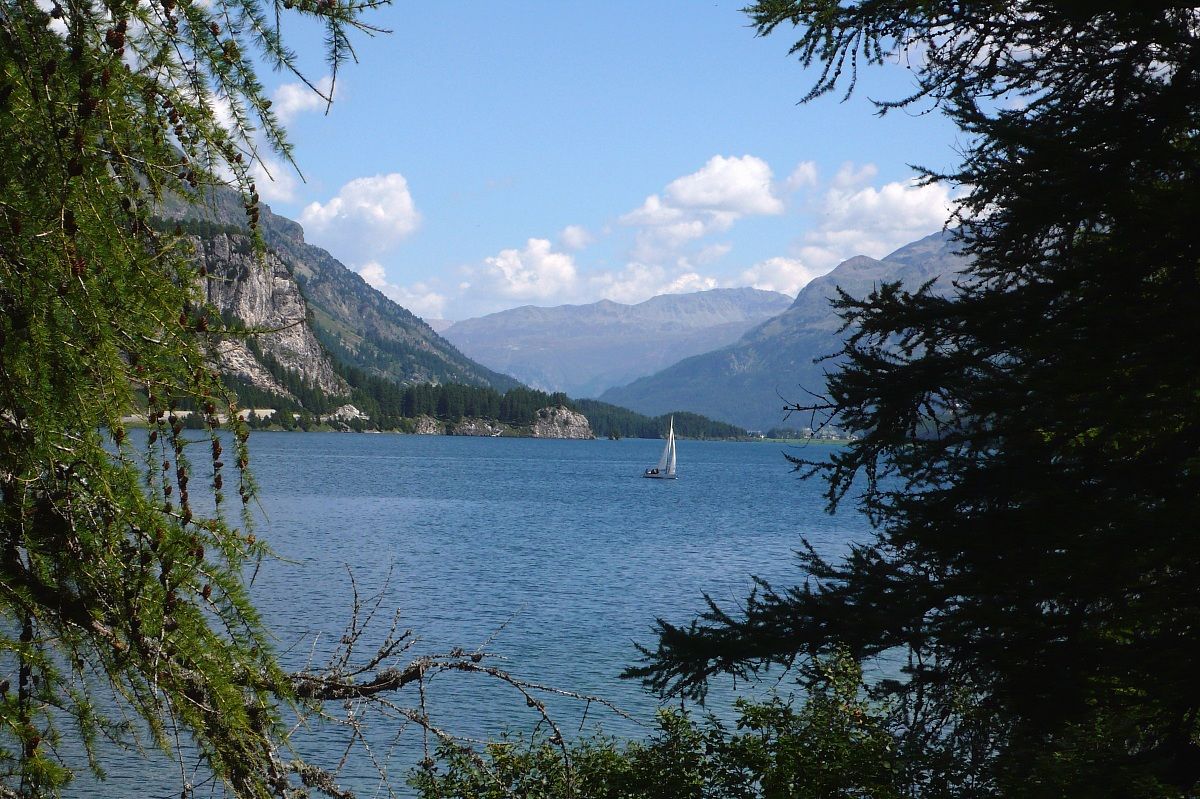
(77, 432, 873, 798)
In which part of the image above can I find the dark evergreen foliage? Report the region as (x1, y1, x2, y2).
(574, 399, 748, 440)
(630, 4, 1200, 796)
(149, 215, 244, 239)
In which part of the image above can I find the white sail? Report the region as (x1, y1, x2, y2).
(655, 435, 670, 472)
(666, 419, 677, 476)
(643, 416, 679, 479)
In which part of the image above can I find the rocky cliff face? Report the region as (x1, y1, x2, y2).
(160, 187, 520, 392)
(531, 406, 594, 439)
(262, 219, 521, 391)
(191, 234, 346, 399)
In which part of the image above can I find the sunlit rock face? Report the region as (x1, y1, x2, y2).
(193, 233, 346, 399)
(531, 406, 594, 439)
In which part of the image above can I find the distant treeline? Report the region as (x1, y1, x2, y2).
(337, 360, 569, 428)
(574, 399, 747, 439)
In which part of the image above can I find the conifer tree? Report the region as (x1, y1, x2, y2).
(631, 4, 1200, 795)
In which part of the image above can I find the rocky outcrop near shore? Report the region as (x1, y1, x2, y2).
(412, 415, 445, 435)
(531, 407, 594, 439)
(448, 418, 506, 436)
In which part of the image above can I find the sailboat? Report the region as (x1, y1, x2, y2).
(643, 416, 678, 479)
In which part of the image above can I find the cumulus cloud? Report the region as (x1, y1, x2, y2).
(586, 262, 718, 305)
(248, 154, 299, 203)
(807, 168, 954, 265)
(470, 238, 580, 302)
(300, 173, 421, 262)
(272, 76, 336, 123)
(725, 163, 955, 298)
(738, 256, 821, 296)
(559, 224, 594, 251)
(444, 238, 727, 317)
(831, 161, 879, 189)
(663, 154, 784, 215)
(621, 155, 783, 263)
(358, 261, 447, 320)
(358, 261, 389, 287)
(785, 161, 819, 192)
(694, 242, 733, 265)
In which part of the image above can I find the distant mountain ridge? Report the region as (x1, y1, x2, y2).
(599, 231, 970, 431)
(443, 288, 793, 398)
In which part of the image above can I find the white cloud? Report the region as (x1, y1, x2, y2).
(620, 193, 686, 227)
(785, 161, 819, 192)
(359, 261, 389, 287)
(248, 154, 299, 203)
(831, 161, 879, 189)
(694, 242, 732, 265)
(663, 155, 783, 216)
(809, 171, 954, 263)
(737, 257, 820, 296)
(559, 224, 593, 251)
(300, 173, 421, 262)
(358, 261, 447, 320)
(586, 263, 717, 305)
(723, 164, 956, 298)
(444, 238, 728, 317)
(34, 0, 68, 35)
(472, 238, 579, 301)
(388, 283, 448, 321)
(620, 155, 783, 264)
(272, 76, 336, 123)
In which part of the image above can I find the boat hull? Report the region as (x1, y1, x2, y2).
(642, 471, 677, 479)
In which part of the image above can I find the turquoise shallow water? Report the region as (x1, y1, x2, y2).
(74, 432, 872, 797)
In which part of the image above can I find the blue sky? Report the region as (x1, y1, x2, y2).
(252, 3, 962, 321)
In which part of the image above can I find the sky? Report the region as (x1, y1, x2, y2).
(250, 3, 964, 322)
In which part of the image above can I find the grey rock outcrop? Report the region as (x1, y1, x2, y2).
(531, 406, 594, 439)
(412, 415, 444, 435)
(448, 418, 505, 436)
(322, 404, 369, 422)
(193, 234, 346, 399)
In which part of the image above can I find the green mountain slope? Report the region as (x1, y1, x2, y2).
(161, 190, 519, 391)
(599, 231, 969, 431)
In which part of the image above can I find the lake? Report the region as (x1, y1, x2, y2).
(77, 432, 872, 798)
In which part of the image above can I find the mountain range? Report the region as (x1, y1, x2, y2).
(442, 288, 793, 398)
(166, 186, 966, 437)
(599, 231, 970, 431)
(161, 189, 519, 395)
